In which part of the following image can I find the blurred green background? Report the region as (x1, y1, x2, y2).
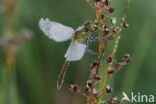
(0, 0, 156, 104)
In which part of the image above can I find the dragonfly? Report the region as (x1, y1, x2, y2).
(39, 18, 97, 89)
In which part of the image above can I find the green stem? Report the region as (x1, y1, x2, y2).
(98, 23, 103, 89)
(97, 32, 121, 104)
(112, 32, 121, 58)
(97, 72, 108, 104)
(108, 31, 121, 68)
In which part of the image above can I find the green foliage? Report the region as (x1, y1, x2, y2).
(0, 0, 156, 104)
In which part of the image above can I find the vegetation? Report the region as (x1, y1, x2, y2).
(0, 0, 156, 104)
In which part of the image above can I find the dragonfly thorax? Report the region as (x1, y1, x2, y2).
(73, 20, 97, 43)
(73, 30, 89, 43)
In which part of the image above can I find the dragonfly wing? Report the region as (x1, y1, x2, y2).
(65, 41, 86, 61)
(39, 18, 74, 42)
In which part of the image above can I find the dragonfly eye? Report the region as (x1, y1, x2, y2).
(84, 20, 97, 32)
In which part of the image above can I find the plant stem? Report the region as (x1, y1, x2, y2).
(97, 30, 122, 104)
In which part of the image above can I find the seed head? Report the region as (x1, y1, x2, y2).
(93, 89, 98, 98)
(126, 58, 132, 63)
(114, 62, 120, 68)
(124, 54, 130, 61)
(87, 80, 92, 88)
(101, 14, 105, 19)
(94, 93, 98, 98)
(104, 24, 108, 29)
(104, 0, 110, 6)
(103, 25, 110, 35)
(108, 7, 114, 13)
(107, 55, 113, 63)
(68, 84, 78, 92)
(113, 27, 120, 33)
(124, 54, 132, 63)
(94, 0, 101, 2)
(122, 22, 129, 28)
(108, 98, 114, 104)
(106, 85, 112, 93)
(111, 17, 116, 25)
(91, 61, 99, 69)
(108, 68, 114, 74)
(94, 74, 101, 80)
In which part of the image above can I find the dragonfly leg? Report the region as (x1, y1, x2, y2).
(90, 35, 100, 41)
(86, 48, 97, 55)
(85, 39, 97, 55)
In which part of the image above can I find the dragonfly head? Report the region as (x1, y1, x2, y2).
(84, 20, 97, 32)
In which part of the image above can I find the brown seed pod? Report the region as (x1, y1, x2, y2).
(108, 7, 114, 13)
(122, 22, 129, 28)
(68, 84, 78, 92)
(106, 85, 112, 93)
(107, 55, 113, 63)
(108, 68, 114, 74)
